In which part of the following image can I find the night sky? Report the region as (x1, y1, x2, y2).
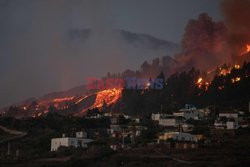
(0, 0, 221, 108)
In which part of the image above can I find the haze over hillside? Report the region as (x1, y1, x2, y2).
(0, 29, 179, 108)
(0, 0, 221, 110)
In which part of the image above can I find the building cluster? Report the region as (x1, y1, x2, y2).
(214, 111, 248, 129)
(50, 103, 250, 152)
(50, 112, 146, 151)
(151, 104, 249, 146)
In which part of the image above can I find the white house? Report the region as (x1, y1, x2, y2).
(151, 113, 167, 121)
(226, 120, 239, 129)
(219, 112, 238, 119)
(173, 109, 204, 120)
(159, 118, 177, 126)
(173, 104, 202, 120)
(51, 132, 93, 151)
(214, 118, 239, 130)
(173, 132, 197, 142)
(159, 116, 183, 127)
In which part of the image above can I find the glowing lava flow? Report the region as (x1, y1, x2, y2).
(75, 96, 87, 104)
(90, 88, 122, 109)
(53, 97, 74, 103)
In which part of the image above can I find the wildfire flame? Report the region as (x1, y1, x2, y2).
(219, 68, 231, 76)
(196, 77, 210, 91)
(197, 77, 203, 84)
(234, 64, 240, 69)
(231, 77, 241, 83)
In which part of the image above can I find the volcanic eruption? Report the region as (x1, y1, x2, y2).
(172, 0, 250, 76)
(2, 0, 250, 118)
(221, 0, 250, 61)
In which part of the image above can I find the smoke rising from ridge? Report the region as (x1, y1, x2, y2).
(221, 0, 250, 58)
(174, 13, 230, 73)
(0, 0, 178, 107)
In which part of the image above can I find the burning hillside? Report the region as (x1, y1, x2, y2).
(2, 0, 250, 119)
(195, 63, 250, 93)
(74, 88, 122, 116)
(3, 88, 122, 118)
(89, 88, 122, 109)
(174, 13, 250, 75)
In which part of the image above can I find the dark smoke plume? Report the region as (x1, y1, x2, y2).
(221, 0, 250, 61)
(174, 13, 230, 72)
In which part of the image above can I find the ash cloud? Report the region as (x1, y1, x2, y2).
(221, 0, 250, 59)
(172, 1, 250, 73)
(174, 13, 231, 72)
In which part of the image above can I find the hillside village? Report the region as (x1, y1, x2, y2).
(0, 99, 250, 167)
(33, 102, 250, 155)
